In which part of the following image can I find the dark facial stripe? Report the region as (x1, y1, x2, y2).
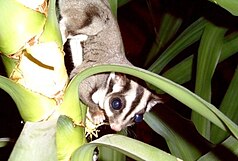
(105, 77, 114, 95)
(118, 78, 131, 94)
(123, 85, 145, 121)
(107, 78, 132, 119)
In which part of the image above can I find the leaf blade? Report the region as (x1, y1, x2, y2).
(210, 0, 238, 16)
(75, 64, 238, 138)
(192, 22, 227, 139)
(198, 136, 238, 161)
(211, 66, 238, 143)
(9, 120, 57, 161)
(0, 75, 55, 121)
(144, 108, 213, 160)
(72, 134, 180, 161)
(144, 13, 182, 66)
(148, 17, 207, 74)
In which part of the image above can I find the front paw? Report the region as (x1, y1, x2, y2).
(87, 109, 105, 125)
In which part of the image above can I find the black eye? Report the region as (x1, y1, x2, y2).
(110, 97, 122, 110)
(134, 114, 143, 123)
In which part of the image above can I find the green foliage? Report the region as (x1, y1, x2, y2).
(0, 0, 46, 55)
(0, 138, 10, 148)
(72, 135, 179, 161)
(211, 66, 238, 143)
(198, 136, 238, 161)
(148, 17, 207, 74)
(56, 116, 86, 161)
(9, 120, 58, 161)
(75, 65, 238, 138)
(0, 0, 238, 161)
(0, 75, 54, 122)
(143, 0, 238, 160)
(192, 22, 227, 139)
(144, 108, 213, 160)
(210, 0, 238, 16)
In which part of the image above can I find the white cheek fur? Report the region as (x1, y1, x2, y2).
(103, 97, 114, 117)
(92, 88, 108, 110)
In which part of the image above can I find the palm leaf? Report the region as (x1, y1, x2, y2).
(144, 108, 213, 160)
(192, 22, 227, 139)
(149, 17, 207, 74)
(210, 0, 238, 16)
(71, 134, 179, 161)
(9, 120, 57, 161)
(197, 136, 238, 160)
(211, 66, 238, 143)
(71, 64, 238, 138)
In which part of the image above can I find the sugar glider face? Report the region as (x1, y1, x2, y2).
(93, 73, 161, 131)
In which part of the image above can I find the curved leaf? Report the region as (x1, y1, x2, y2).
(39, 0, 63, 46)
(0, 75, 55, 121)
(0, 0, 46, 55)
(145, 13, 182, 66)
(98, 146, 126, 161)
(144, 108, 213, 160)
(154, 31, 238, 90)
(72, 64, 238, 139)
(210, 0, 238, 16)
(149, 17, 207, 74)
(71, 134, 180, 161)
(108, 0, 118, 17)
(192, 22, 227, 139)
(59, 72, 87, 123)
(9, 120, 58, 161)
(162, 55, 193, 88)
(0, 138, 10, 148)
(198, 136, 238, 161)
(211, 66, 238, 143)
(220, 32, 238, 62)
(56, 115, 86, 161)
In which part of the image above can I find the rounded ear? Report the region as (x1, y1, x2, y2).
(146, 95, 162, 112)
(113, 73, 127, 86)
(108, 73, 127, 86)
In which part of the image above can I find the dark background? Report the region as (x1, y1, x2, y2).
(0, 0, 238, 160)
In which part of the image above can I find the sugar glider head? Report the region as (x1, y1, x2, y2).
(93, 73, 161, 131)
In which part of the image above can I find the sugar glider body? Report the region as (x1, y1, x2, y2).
(59, 0, 160, 131)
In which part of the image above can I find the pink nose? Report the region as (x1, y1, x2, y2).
(110, 124, 122, 131)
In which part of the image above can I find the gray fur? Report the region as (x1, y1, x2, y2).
(59, 0, 160, 131)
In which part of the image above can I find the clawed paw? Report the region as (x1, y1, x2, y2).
(92, 110, 105, 124)
(87, 109, 105, 125)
